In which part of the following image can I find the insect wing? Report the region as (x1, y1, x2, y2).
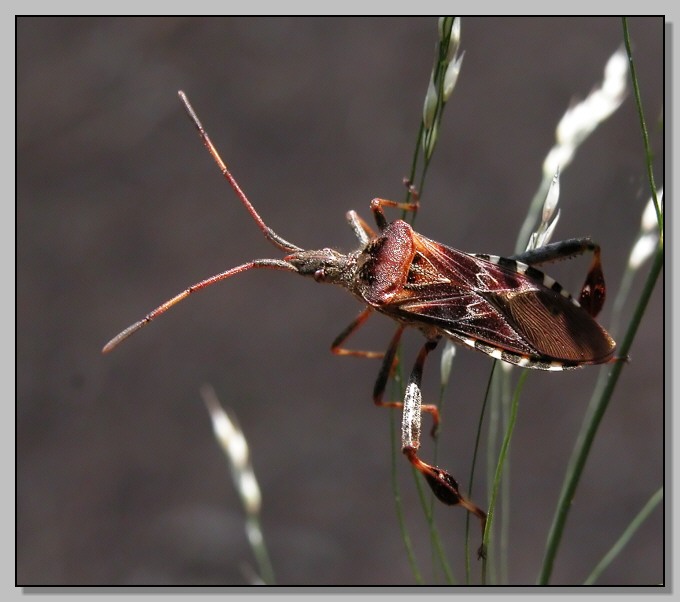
(391, 234, 615, 366)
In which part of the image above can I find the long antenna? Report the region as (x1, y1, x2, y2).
(102, 259, 297, 353)
(102, 92, 307, 353)
(178, 91, 302, 253)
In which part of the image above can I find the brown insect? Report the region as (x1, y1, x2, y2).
(104, 91, 616, 558)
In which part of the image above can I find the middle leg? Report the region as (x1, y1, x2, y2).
(372, 327, 441, 437)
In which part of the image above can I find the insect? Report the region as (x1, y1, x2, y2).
(104, 91, 617, 557)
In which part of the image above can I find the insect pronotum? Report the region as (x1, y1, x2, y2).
(104, 91, 617, 558)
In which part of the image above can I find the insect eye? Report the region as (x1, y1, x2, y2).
(314, 269, 326, 282)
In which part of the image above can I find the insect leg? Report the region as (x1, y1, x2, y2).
(510, 237, 606, 318)
(511, 237, 599, 266)
(371, 328, 441, 437)
(369, 198, 420, 231)
(401, 339, 487, 558)
(345, 210, 375, 246)
(331, 307, 383, 359)
(401, 177, 420, 201)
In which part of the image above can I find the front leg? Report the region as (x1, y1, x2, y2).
(331, 308, 383, 359)
(345, 210, 375, 246)
(370, 198, 419, 232)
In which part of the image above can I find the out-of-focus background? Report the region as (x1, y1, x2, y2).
(17, 17, 663, 586)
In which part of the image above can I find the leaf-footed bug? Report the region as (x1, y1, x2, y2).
(104, 91, 617, 559)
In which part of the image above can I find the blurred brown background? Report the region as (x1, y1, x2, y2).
(17, 17, 663, 585)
